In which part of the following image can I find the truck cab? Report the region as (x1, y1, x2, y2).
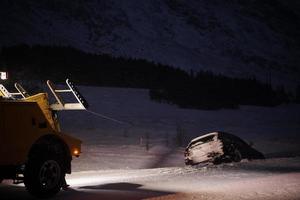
(0, 79, 87, 197)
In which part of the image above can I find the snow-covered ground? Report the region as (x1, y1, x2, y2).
(1, 86, 300, 199)
(57, 86, 300, 171)
(1, 158, 300, 199)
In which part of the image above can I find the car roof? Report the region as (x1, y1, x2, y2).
(187, 131, 249, 149)
(186, 131, 242, 148)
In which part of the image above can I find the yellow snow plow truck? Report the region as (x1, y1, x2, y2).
(0, 77, 88, 198)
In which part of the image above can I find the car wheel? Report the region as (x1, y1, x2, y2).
(213, 157, 222, 165)
(185, 159, 195, 165)
(231, 148, 242, 162)
(24, 150, 65, 198)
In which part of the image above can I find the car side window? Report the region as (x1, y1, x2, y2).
(218, 134, 232, 146)
(219, 134, 247, 148)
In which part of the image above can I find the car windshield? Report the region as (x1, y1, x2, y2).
(188, 135, 215, 148)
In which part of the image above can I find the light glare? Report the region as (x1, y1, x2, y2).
(0, 72, 8, 80)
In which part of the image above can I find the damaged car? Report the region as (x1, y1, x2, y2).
(185, 132, 264, 165)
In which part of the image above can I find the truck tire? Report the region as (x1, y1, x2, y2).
(24, 148, 65, 198)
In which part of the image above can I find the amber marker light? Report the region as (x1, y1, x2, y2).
(73, 149, 80, 157)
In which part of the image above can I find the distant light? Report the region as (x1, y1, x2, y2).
(0, 72, 8, 80)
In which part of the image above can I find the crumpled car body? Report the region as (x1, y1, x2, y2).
(185, 132, 264, 165)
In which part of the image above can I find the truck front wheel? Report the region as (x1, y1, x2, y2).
(24, 151, 65, 198)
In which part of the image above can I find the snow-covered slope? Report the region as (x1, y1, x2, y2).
(0, 0, 299, 88)
(56, 86, 300, 171)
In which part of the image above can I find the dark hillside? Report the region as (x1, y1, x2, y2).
(1, 45, 289, 109)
